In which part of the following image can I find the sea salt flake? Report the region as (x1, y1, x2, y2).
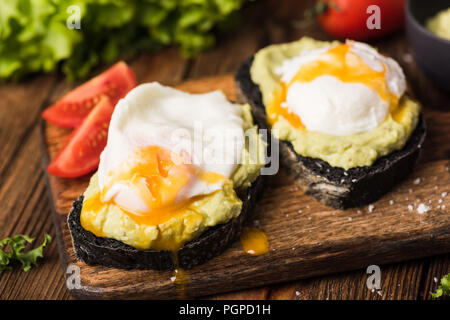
(368, 204, 375, 212)
(389, 200, 394, 205)
(413, 178, 421, 185)
(408, 205, 414, 211)
(438, 199, 443, 204)
(170, 276, 176, 282)
(417, 203, 430, 214)
(442, 192, 448, 198)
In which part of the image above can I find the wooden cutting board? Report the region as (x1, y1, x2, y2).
(41, 74, 450, 299)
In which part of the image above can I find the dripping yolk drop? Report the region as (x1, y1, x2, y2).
(240, 227, 269, 256)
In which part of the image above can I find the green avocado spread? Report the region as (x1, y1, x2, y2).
(80, 104, 266, 250)
(250, 37, 421, 170)
(426, 8, 450, 41)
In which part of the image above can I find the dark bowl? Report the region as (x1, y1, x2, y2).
(406, 0, 450, 93)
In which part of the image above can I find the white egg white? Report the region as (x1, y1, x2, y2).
(98, 83, 245, 214)
(275, 40, 407, 136)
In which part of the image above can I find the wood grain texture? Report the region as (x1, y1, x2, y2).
(1, 0, 449, 300)
(268, 259, 427, 300)
(42, 73, 450, 299)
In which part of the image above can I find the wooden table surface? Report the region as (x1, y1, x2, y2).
(0, 0, 448, 300)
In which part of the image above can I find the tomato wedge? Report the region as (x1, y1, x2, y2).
(47, 96, 113, 178)
(42, 61, 136, 128)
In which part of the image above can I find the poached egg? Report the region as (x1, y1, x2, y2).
(86, 83, 245, 225)
(271, 40, 406, 136)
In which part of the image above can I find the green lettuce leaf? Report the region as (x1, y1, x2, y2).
(0, 234, 52, 272)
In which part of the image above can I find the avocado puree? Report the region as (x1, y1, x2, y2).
(250, 37, 420, 169)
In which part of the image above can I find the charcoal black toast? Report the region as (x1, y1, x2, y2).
(235, 56, 426, 209)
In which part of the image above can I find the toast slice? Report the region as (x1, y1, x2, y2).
(235, 56, 426, 209)
(68, 174, 264, 270)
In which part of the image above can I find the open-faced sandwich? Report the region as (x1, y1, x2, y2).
(68, 83, 266, 270)
(236, 37, 426, 209)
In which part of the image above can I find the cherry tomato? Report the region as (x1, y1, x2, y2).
(317, 0, 406, 40)
(42, 61, 136, 128)
(47, 96, 113, 178)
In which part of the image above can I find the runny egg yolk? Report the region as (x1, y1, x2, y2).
(267, 44, 400, 129)
(82, 145, 228, 226)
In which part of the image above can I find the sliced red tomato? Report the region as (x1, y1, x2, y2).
(47, 96, 113, 178)
(42, 61, 136, 128)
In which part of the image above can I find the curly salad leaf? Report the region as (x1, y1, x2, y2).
(0, 0, 247, 81)
(431, 273, 450, 298)
(0, 234, 52, 272)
